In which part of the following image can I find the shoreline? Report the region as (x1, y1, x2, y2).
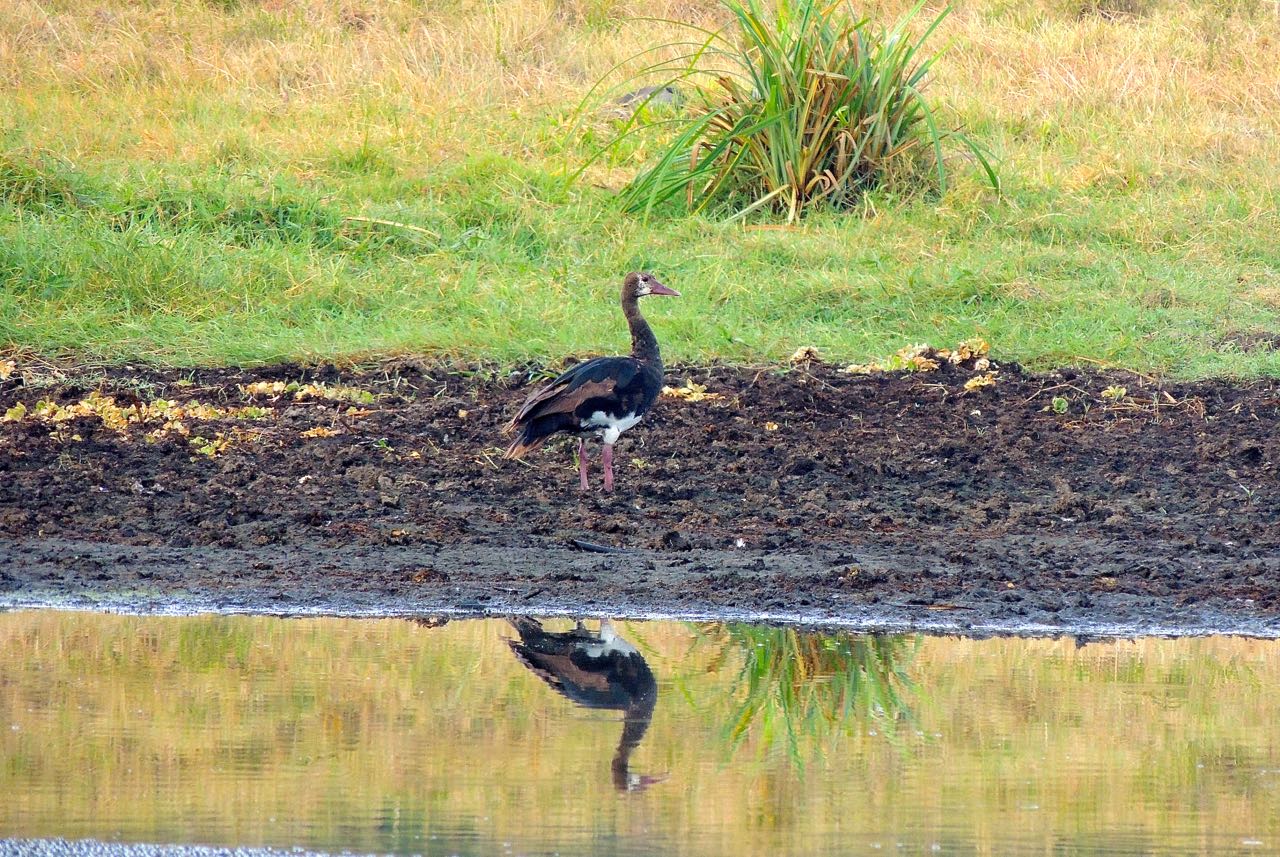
(3, 359, 1277, 639)
(4, 538, 1277, 639)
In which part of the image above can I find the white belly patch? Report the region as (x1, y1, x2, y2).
(581, 411, 641, 445)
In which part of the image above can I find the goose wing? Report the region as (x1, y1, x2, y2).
(505, 357, 643, 431)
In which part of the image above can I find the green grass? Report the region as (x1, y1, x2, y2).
(4, 149, 1275, 376)
(1, 0, 1278, 377)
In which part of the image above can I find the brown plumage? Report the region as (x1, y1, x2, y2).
(502, 271, 680, 491)
(502, 379, 617, 459)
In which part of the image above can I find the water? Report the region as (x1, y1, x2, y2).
(2, 611, 1278, 856)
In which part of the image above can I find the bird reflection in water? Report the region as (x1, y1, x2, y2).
(506, 616, 665, 792)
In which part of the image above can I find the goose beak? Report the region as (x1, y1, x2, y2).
(649, 281, 680, 297)
(628, 772, 671, 791)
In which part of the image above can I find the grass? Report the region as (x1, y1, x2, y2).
(600, 0, 997, 220)
(1, 0, 1278, 377)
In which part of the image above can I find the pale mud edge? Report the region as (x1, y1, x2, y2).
(3, 538, 1277, 639)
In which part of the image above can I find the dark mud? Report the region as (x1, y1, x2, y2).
(2, 358, 1278, 635)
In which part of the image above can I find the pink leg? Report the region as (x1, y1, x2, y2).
(578, 439, 590, 492)
(602, 443, 615, 493)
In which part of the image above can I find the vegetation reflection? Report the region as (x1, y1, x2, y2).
(4, 613, 1279, 855)
(690, 624, 919, 762)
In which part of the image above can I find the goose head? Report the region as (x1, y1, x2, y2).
(624, 271, 680, 299)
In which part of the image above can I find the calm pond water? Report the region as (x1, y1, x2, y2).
(2, 611, 1278, 856)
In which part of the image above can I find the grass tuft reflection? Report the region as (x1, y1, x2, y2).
(691, 625, 918, 763)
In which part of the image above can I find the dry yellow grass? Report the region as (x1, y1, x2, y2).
(4, 0, 1274, 169)
(2, 1, 712, 165)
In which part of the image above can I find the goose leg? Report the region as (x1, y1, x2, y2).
(602, 443, 615, 492)
(578, 439, 590, 491)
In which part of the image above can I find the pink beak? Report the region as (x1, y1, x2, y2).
(649, 281, 680, 297)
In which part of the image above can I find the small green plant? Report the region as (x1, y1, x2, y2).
(1101, 385, 1127, 401)
(1051, 396, 1070, 414)
(579, 0, 997, 221)
(190, 434, 229, 457)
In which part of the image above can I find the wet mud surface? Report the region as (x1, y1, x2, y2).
(2, 358, 1278, 635)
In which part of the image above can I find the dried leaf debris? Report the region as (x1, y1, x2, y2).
(4, 376, 380, 456)
(844, 339, 993, 376)
(661, 379, 725, 403)
(963, 372, 999, 392)
(3, 391, 267, 435)
(240, 381, 375, 404)
(789, 346, 823, 365)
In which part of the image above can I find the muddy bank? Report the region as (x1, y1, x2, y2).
(2, 358, 1278, 635)
(4, 537, 1279, 637)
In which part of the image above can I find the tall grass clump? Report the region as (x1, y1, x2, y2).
(586, 0, 996, 221)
